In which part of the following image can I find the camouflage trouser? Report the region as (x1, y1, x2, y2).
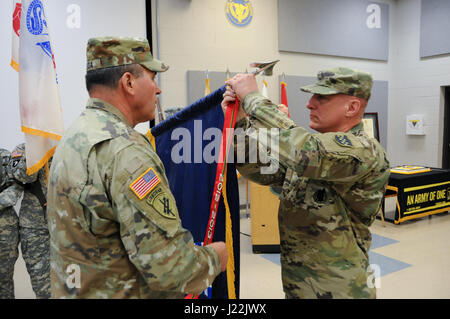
(280, 256, 376, 299)
(0, 207, 50, 299)
(19, 198, 51, 299)
(19, 226, 51, 299)
(0, 208, 19, 299)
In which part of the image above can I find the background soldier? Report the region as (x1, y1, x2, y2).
(2, 144, 51, 299)
(0, 148, 20, 299)
(223, 67, 390, 299)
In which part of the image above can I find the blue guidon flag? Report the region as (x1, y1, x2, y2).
(150, 86, 240, 299)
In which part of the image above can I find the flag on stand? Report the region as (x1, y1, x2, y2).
(11, 0, 64, 175)
(10, 0, 21, 71)
(280, 80, 288, 107)
(204, 70, 211, 96)
(261, 77, 269, 98)
(280, 80, 290, 117)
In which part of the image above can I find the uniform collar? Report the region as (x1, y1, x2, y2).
(350, 121, 364, 133)
(86, 98, 133, 128)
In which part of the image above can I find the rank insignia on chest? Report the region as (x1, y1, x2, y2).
(335, 134, 353, 147)
(129, 167, 161, 199)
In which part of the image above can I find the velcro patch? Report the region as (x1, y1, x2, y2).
(129, 167, 160, 199)
(334, 134, 353, 148)
(11, 150, 23, 158)
(147, 191, 177, 220)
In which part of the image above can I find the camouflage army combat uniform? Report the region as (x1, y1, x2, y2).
(47, 37, 220, 298)
(235, 68, 390, 298)
(8, 144, 51, 299)
(0, 149, 20, 299)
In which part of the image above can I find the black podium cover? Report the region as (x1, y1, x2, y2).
(386, 168, 450, 223)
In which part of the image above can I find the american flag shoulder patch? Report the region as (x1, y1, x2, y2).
(11, 150, 23, 158)
(129, 167, 161, 200)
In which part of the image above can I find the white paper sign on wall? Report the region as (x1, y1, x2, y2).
(406, 114, 425, 135)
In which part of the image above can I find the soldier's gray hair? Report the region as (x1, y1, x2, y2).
(85, 64, 144, 93)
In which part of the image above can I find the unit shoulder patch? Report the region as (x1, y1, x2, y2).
(334, 134, 353, 148)
(147, 190, 177, 220)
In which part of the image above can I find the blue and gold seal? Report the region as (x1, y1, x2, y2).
(226, 0, 253, 27)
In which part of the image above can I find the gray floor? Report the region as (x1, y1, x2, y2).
(239, 196, 450, 299)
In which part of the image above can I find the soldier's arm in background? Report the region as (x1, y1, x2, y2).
(101, 142, 224, 296)
(0, 181, 24, 210)
(0, 146, 35, 210)
(8, 144, 39, 186)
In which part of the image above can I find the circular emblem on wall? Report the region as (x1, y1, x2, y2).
(226, 0, 253, 27)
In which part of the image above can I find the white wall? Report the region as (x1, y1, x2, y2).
(154, 0, 393, 108)
(388, 0, 450, 167)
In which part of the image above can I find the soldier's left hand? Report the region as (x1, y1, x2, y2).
(221, 85, 246, 122)
(225, 73, 259, 102)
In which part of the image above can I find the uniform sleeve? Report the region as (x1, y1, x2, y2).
(109, 143, 221, 295)
(234, 118, 286, 186)
(9, 152, 38, 184)
(0, 182, 24, 210)
(240, 92, 375, 183)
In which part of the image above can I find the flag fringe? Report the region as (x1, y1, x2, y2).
(22, 125, 62, 141)
(25, 146, 56, 176)
(223, 173, 236, 299)
(10, 59, 19, 72)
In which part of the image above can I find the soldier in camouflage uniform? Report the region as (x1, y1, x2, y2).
(47, 37, 227, 298)
(0, 148, 20, 299)
(8, 143, 51, 299)
(223, 67, 390, 299)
